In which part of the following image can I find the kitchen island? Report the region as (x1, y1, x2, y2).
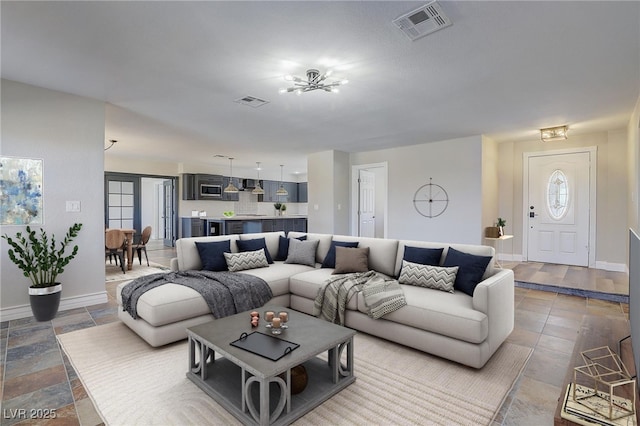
(181, 215, 307, 237)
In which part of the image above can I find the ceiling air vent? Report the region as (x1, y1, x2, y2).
(393, 1, 452, 41)
(234, 96, 269, 108)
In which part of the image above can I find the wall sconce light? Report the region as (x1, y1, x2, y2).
(540, 125, 568, 142)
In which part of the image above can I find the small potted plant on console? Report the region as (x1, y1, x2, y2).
(2, 223, 82, 321)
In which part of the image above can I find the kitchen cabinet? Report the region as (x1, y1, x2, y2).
(259, 180, 304, 202)
(297, 182, 308, 203)
(182, 174, 197, 200)
(181, 217, 204, 237)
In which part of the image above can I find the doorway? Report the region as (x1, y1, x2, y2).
(351, 162, 388, 238)
(105, 172, 177, 248)
(522, 147, 596, 267)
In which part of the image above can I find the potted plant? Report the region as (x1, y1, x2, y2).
(274, 202, 282, 216)
(2, 223, 82, 321)
(497, 217, 507, 237)
(280, 203, 287, 216)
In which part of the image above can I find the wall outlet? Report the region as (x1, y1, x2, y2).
(314, 204, 319, 211)
(66, 201, 81, 212)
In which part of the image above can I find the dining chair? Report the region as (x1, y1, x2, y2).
(105, 229, 126, 273)
(131, 226, 152, 266)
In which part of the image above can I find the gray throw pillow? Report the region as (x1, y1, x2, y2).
(224, 249, 269, 272)
(285, 238, 319, 267)
(398, 260, 458, 293)
(333, 246, 370, 274)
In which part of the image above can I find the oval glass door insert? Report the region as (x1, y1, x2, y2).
(547, 169, 569, 220)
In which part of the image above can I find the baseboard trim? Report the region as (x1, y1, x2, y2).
(0, 291, 108, 322)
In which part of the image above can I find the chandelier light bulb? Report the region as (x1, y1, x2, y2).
(284, 74, 294, 82)
(341, 79, 349, 85)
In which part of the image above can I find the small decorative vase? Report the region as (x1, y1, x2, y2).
(498, 226, 504, 237)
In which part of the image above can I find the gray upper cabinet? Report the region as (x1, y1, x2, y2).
(182, 174, 197, 200)
(297, 182, 308, 203)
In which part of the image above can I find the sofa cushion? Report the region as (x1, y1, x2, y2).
(324, 234, 399, 277)
(398, 260, 457, 293)
(321, 240, 360, 268)
(443, 247, 492, 296)
(357, 284, 488, 344)
(116, 281, 210, 327)
(285, 238, 319, 267)
(224, 249, 269, 272)
(238, 232, 284, 263)
(237, 237, 274, 264)
(195, 240, 231, 271)
(176, 235, 240, 271)
(241, 262, 314, 297)
(275, 235, 307, 261)
(333, 246, 370, 274)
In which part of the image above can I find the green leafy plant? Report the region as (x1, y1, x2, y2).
(273, 202, 282, 211)
(280, 203, 287, 211)
(2, 223, 82, 288)
(497, 217, 507, 227)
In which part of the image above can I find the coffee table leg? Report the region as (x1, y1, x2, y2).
(188, 336, 214, 381)
(329, 337, 354, 383)
(244, 374, 288, 424)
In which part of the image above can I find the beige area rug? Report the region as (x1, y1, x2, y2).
(105, 261, 169, 282)
(58, 322, 531, 425)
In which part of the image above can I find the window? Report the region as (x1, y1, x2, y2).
(547, 169, 569, 220)
(108, 180, 134, 228)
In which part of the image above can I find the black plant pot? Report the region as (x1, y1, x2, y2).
(28, 284, 61, 321)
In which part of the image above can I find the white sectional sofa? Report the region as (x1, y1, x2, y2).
(117, 231, 514, 368)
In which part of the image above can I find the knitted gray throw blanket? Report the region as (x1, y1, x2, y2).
(313, 270, 407, 326)
(121, 270, 273, 320)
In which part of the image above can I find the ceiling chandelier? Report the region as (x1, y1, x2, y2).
(279, 69, 348, 95)
(224, 157, 239, 193)
(276, 165, 288, 196)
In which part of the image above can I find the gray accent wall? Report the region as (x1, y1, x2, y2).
(1, 80, 107, 318)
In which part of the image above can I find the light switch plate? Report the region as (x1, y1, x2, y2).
(66, 201, 81, 212)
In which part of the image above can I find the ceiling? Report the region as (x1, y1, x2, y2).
(2, 1, 639, 176)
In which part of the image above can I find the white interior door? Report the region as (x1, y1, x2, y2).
(526, 151, 591, 266)
(358, 169, 375, 238)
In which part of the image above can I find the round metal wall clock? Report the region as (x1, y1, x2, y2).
(413, 178, 449, 218)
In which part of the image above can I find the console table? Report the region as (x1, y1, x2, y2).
(484, 235, 513, 268)
(554, 315, 639, 425)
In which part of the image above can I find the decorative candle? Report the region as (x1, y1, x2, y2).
(279, 312, 288, 322)
(271, 317, 281, 328)
(250, 311, 259, 318)
(265, 311, 274, 322)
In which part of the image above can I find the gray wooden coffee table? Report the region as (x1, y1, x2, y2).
(186, 305, 356, 425)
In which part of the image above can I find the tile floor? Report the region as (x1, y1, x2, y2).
(0, 244, 631, 425)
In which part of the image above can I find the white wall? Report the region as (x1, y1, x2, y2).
(1, 80, 107, 319)
(629, 94, 640, 234)
(351, 136, 485, 244)
(307, 150, 350, 234)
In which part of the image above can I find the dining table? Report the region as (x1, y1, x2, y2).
(105, 228, 136, 271)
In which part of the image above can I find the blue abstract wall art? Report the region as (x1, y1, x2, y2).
(0, 157, 44, 225)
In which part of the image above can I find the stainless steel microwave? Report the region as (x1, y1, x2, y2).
(200, 183, 222, 198)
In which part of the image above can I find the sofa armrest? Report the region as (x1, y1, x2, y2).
(170, 257, 179, 271)
(472, 268, 514, 353)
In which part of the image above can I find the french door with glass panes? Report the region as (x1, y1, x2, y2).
(105, 174, 140, 231)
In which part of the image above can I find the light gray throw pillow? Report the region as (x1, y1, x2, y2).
(398, 260, 458, 293)
(285, 238, 319, 267)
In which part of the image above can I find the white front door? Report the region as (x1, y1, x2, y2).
(358, 169, 375, 238)
(526, 151, 591, 266)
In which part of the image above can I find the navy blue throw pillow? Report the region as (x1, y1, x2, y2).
(276, 235, 307, 261)
(237, 237, 274, 264)
(195, 240, 231, 271)
(442, 247, 492, 296)
(321, 241, 359, 268)
(403, 246, 443, 266)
